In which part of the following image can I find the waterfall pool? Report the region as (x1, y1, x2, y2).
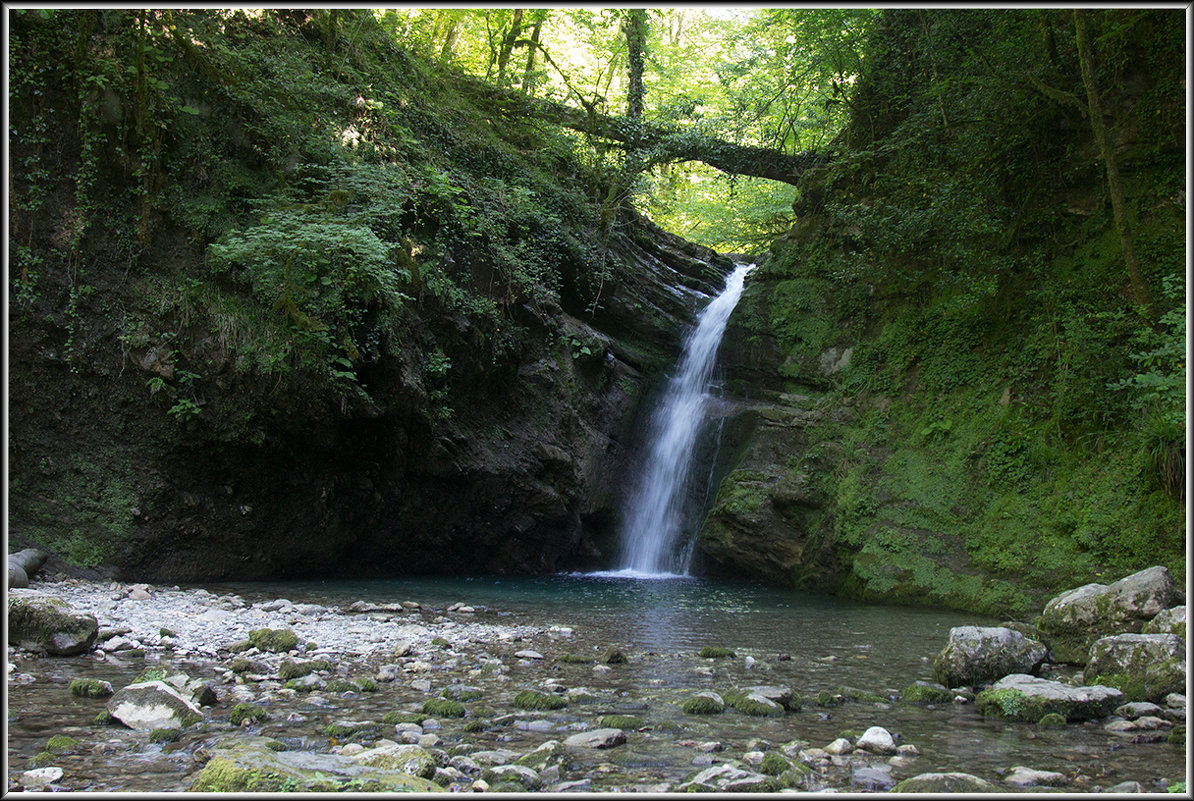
(7, 574, 1185, 792)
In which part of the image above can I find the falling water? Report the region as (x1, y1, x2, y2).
(615, 262, 755, 576)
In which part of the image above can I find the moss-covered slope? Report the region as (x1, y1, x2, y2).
(8, 9, 728, 580)
(700, 9, 1185, 616)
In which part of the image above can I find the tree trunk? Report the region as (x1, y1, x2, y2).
(454, 75, 823, 185)
(521, 12, 545, 95)
(624, 9, 648, 122)
(496, 8, 524, 86)
(1073, 9, 1157, 318)
(439, 15, 460, 62)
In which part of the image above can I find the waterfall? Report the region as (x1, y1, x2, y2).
(615, 262, 755, 577)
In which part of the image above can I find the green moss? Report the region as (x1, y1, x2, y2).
(463, 719, 490, 732)
(46, 735, 79, 753)
(228, 640, 253, 653)
(325, 679, 360, 694)
(357, 678, 378, 692)
(228, 658, 258, 674)
(247, 628, 298, 653)
(230, 703, 267, 726)
(1037, 712, 1067, 728)
(1166, 725, 1185, 746)
(189, 756, 289, 792)
(680, 694, 725, 715)
(901, 683, 953, 705)
(724, 691, 785, 717)
(94, 709, 116, 726)
(698, 646, 736, 659)
(815, 691, 842, 707)
(159, 627, 176, 638)
(421, 698, 467, 718)
(276, 658, 312, 680)
(759, 751, 791, 776)
(599, 715, 640, 729)
(29, 751, 57, 769)
(70, 678, 113, 698)
(132, 666, 171, 684)
(511, 690, 566, 711)
(382, 711, 427, 725)
(430, 637, 451, 648)
(323, 721, 381, 739)
(149, 728, 183, 743)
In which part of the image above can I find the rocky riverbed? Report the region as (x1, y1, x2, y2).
(6, 571, 1188, 793)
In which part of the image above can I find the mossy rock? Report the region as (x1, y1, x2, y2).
(759, 751, 791, 776)
(70, 678, 114, 698)
(324, 720, 381, 739)
(1037, 713, 1067, 728)
(230, 703, 267, 726)
(480, 765, 542, 791)
(421, 698, 467, 718)
(93, 709, 117, 726)
(28, 751, 57, 769)
(357, 677, 378, 692)
(815, 691, 842, 707)
(46, 735, 80, 753)
(512, 690, 566, 711)
(724, 691, 785, 717)
(430, 637, 451, 648)
(149, 728, 183, 743)
(599, 714, 640, 729)
(8, 597, 99, 656)
(229, 658, 265, 674)
(1166, 725, 1185, 746)
(382, 711, 427, 725)
(325, 679, 360, 694)
(441, 685, 484, 701)
(247, 628, 299, 653)
(601, 647, 628, 664)
(681, 692, 725, 715)
(558, 653, 594, 664)
(463, 719, 490, 732)
(277, 658, 315, 680)
(699, 646, 736, 659)
(836, 686, 889, 704)
(901, 682, 953, 705)
(188, 736, 441, 792)
(227, 640, 254, 654)
(159, 627, 177, 638)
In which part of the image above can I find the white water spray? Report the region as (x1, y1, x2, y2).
(614, 262, 755, 577)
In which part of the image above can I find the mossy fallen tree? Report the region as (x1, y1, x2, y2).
(452, 74, 826, 185)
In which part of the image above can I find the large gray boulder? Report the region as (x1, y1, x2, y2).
(932, 626, 1048, 688)
(563, 728, 626, 749)
(1083, 633, 1186, 702)
(1143, 606, 1186, 640)
(976, 674, 1123, 722)
(678, 764, 774, 792)
(891, 772, 1000, 792)
(8, 597, 98, 656)
(1037, 566, 1175, 664)
(107, 680, 205, 731)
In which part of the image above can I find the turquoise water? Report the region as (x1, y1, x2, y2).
(208, 573, 987, 692)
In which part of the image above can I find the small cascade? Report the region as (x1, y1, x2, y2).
(614, 262, 755, 577)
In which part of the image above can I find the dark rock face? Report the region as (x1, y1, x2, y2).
(8, 207, 729, 583)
